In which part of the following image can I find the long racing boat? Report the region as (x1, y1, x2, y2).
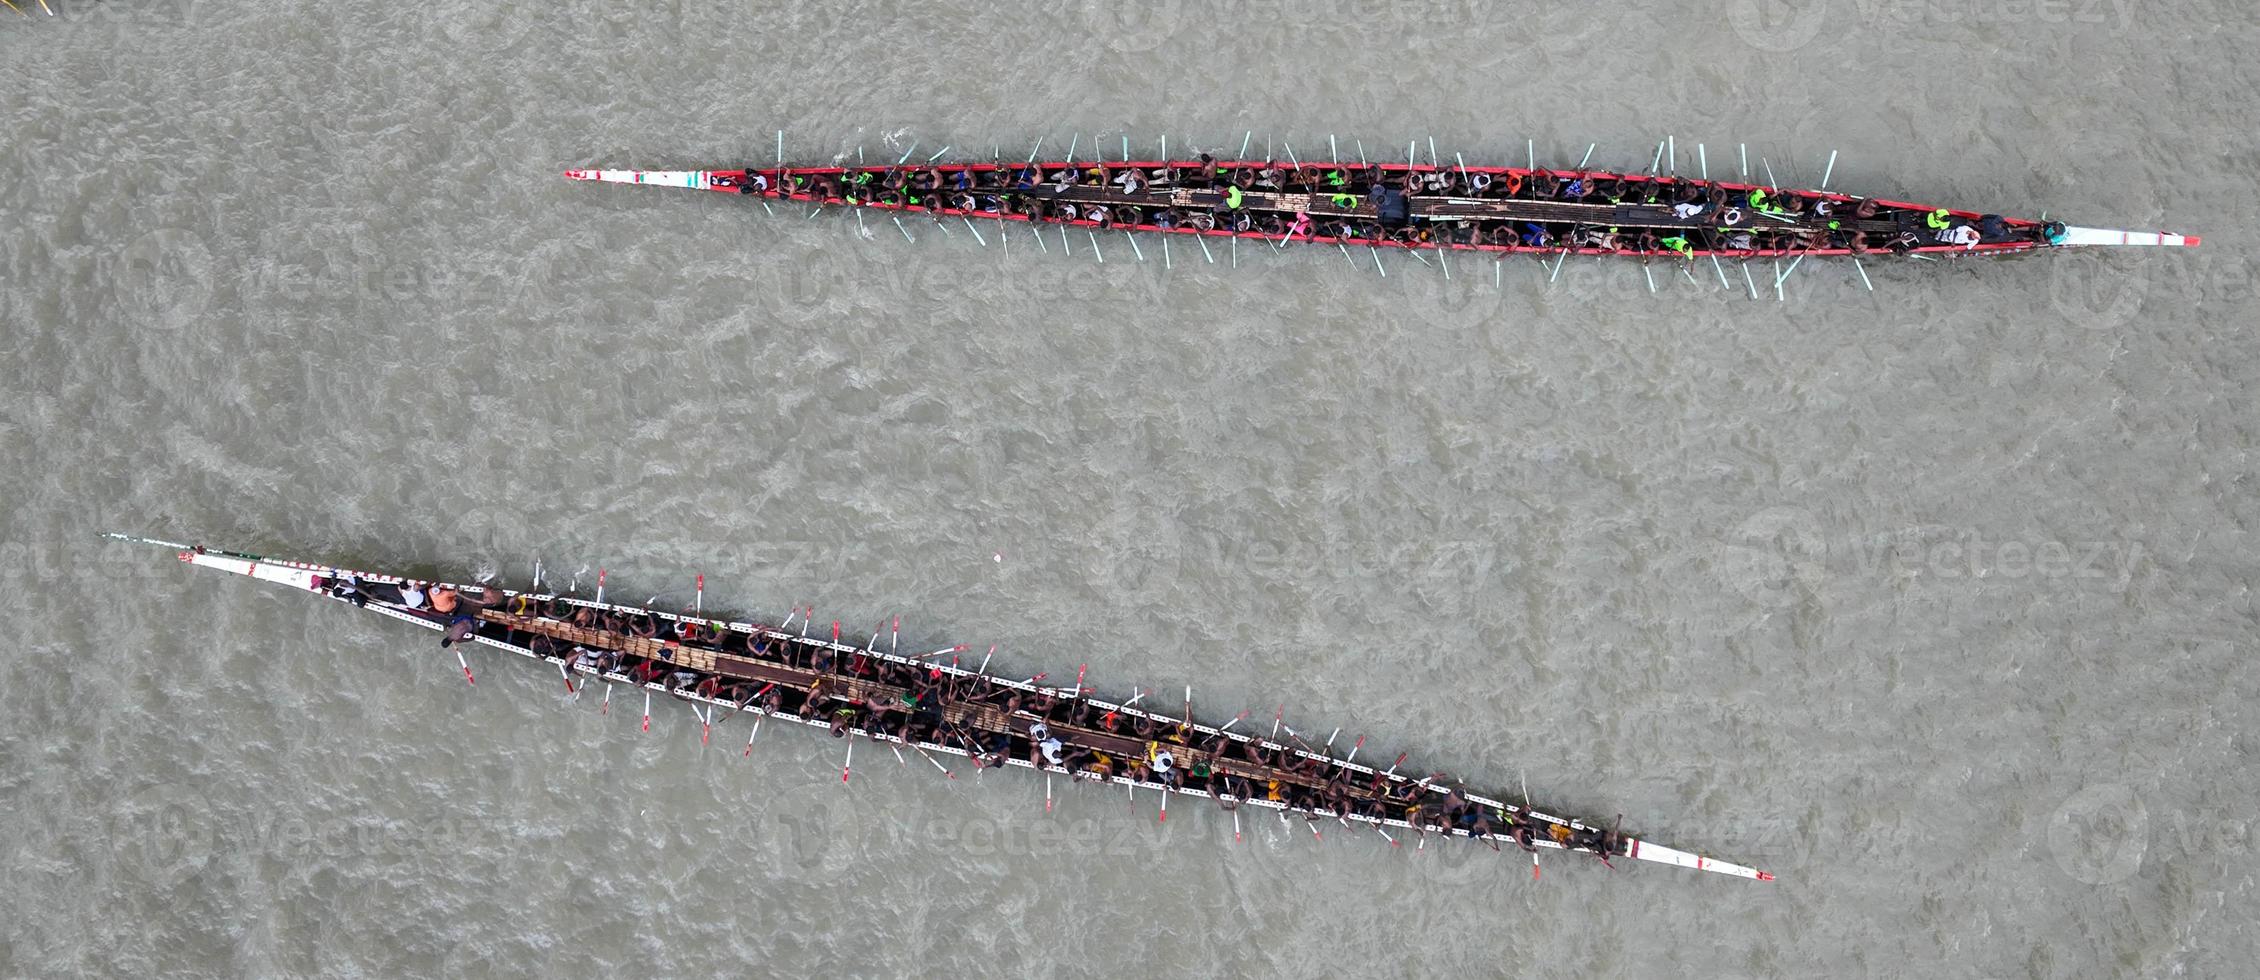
(111, 533, 1774, 882)
(566, 144, 2194, 267)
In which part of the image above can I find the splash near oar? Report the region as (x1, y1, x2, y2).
(124, 537, 1779, 884)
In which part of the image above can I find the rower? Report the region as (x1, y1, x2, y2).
(326, 573, 368, 608)
(1215, 775, 1247, 810)
(399, 580, 428, 610)
(1370, 181, 1409, 229)
(1147, 744, 1179, 787)
(438, 615, 477, 648)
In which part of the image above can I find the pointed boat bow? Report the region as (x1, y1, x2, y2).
(562, 168, 718, 191)
(2055, 226, 2199, 248)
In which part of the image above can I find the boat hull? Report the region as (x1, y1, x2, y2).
(119, 535, 1773, 882)
(563, 161, 2194, 262)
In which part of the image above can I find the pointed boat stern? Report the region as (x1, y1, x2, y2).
(178, 548, 328, 590)
(562, 169, 716, 191)
(1625, 836, 1774, 881)
(2054, 226, 2200, 248)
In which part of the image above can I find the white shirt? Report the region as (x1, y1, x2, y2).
(400, 584, 426, 609)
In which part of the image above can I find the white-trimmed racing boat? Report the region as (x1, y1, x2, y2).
(112, 533, 1774, 882)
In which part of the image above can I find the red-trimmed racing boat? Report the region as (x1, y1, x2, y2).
(566, 146, 2194, 265)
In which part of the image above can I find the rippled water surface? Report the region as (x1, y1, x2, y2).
(5, 1, 2258, 976)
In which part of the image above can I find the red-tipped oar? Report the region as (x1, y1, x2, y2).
(1377, 825, 1399, 848)
(1271, 705, 1283, 739)
(976, 644, 995, 677)
(694, 574, 703, 615)
(698, 706, 712, 746)
(922, 644, 965, 659)
(558, 662, 575, 694)
(641, 691, 651, 732)
(1217, 709, 1251, 732)
(1045, 773, 1054, 813)
(743, 718, 762, 756)
(1159, 789, 1169, 824)
(1073, 663, 1088, 694)
(1345, 735, 1365, 763)
(1233, 809, 1242, 843)
(912, 742, 953, 778)
(600, 684, 611, 715)
(890, 615, 899, 656)
(1385, 752, 1408, 777)
(841, 739, 854, 783)
(595, 568, 606, 603)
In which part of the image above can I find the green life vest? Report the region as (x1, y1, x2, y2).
(1225, 186, 1245, 209)
(1926, 209, 1952, 229)
(1661, 236, 1693, 256)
